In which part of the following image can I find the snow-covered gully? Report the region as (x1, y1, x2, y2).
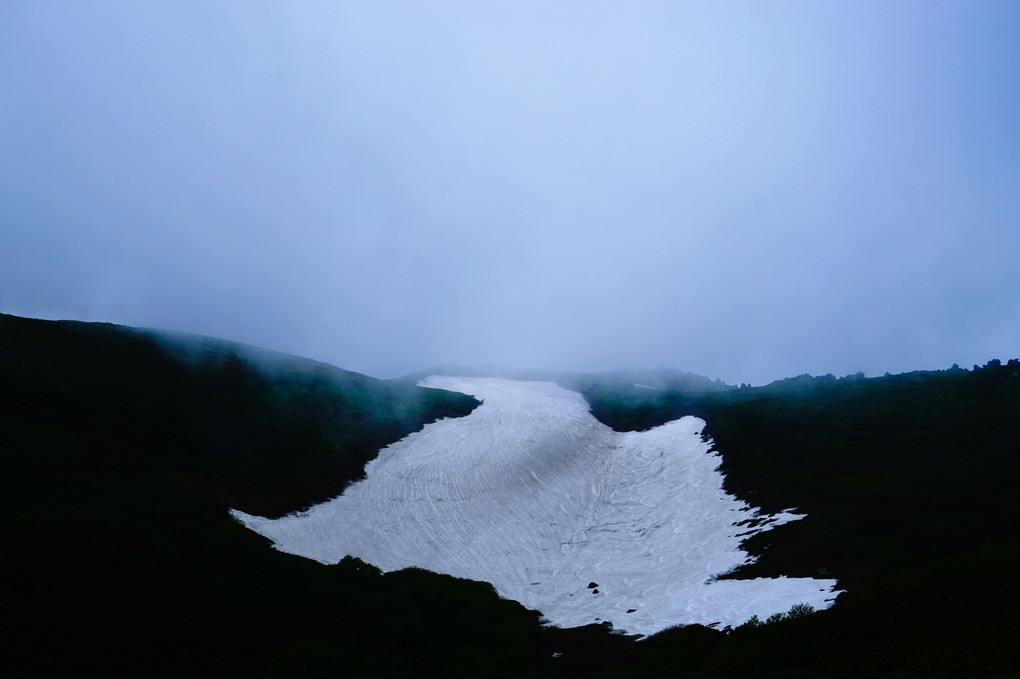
(232, 376, 840, 636)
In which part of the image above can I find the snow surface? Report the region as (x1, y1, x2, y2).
(231, 376, 840, 636)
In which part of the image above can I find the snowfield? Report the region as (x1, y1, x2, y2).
(231, 376, 840, 635)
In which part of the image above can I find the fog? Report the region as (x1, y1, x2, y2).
(2, 2, 1018, 384)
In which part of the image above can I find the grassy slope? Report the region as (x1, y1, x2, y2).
(576, 365, 1020, 678)
(0, 314, 555, 677)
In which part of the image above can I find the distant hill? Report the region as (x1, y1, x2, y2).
(2, 312, 1017, 677)
(400, 364, 733, 399)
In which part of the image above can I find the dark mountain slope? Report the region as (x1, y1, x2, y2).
(0, 313, 479, 518)
(4, 312, 1018, 677)
(574, 364, 1020, 677)
(0, 313, 553, 677)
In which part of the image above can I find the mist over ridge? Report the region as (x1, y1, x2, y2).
(2, 2, 1018, 386)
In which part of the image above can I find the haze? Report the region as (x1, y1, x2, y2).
(2, 2, 1018, 385)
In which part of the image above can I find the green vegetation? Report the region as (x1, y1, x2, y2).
(3, 312, 1018, 677)
(735, 602, 816, 631)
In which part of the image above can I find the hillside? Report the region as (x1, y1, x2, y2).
(0, 313, 552, 677)
(576, 364, 1020, 677)
(2, 312, 1018, 677)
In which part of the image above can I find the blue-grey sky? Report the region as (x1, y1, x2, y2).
(2, 1, 1018, 384)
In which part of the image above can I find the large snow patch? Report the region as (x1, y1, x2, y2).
(232, 376, 840, 635)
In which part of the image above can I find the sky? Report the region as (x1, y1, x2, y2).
(2, 1, 1018, 385)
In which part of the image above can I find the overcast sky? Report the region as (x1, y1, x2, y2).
(2, 2, 1018, 384)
